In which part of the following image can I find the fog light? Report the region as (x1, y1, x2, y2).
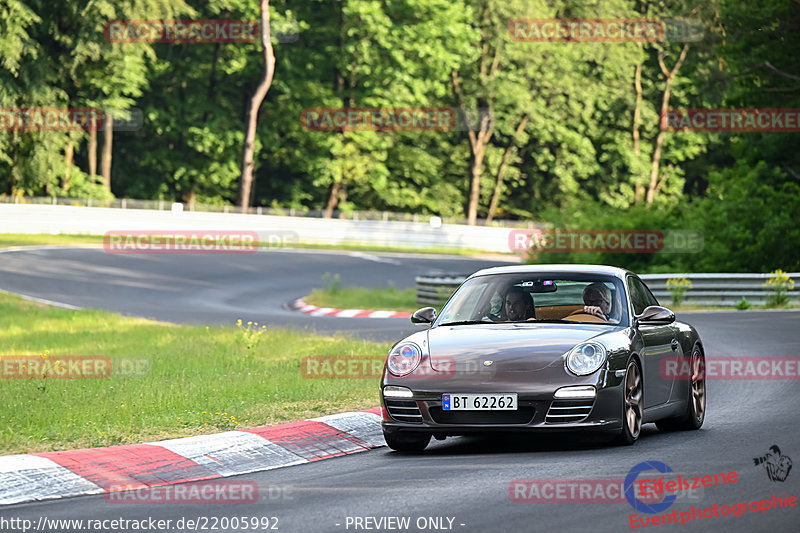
(383, 385, 413, 398)
(554, 386, 596, 399)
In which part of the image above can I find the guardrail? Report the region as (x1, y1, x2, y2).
(415, 273, 800, 308)
(640, 273, 799, 307)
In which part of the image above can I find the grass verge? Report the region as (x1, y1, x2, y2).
(305, 287, 426, 313)
(0, 292, 389, 455)
(0, 234, 104, 248)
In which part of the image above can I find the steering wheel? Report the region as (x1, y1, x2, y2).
(565, 311, 607, 324)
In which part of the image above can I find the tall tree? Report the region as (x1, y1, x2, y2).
(238, 0, 276, 210)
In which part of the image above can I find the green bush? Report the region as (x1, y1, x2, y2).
(666, 277, 693, 306)
(764, 269, 795, 308)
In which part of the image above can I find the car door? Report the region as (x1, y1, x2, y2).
(640, 278, 685, 401)
(628, 276, 675, 408)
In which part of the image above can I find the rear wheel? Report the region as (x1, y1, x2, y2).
(615, 359, 643, 445)
(656, 346, 705, 431)
(383, 429, 431, 452)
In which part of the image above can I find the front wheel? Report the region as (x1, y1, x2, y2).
(656, 346, 706, 431)
(383, 429, 431, 452)
(614, 358, 643, 445)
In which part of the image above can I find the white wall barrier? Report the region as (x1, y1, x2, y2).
(0, 204, 519, 253)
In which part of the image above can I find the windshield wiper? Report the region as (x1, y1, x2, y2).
(527, 318, 581, 324)
(438, 320, 496, 327)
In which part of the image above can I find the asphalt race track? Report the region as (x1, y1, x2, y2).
(0, 246, 514, 342)
(1, 247, 799, 532)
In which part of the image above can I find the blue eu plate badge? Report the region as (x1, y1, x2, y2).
(443, 394, 451, 410)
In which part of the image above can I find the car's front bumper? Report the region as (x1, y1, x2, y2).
(380, 383, 624, 435)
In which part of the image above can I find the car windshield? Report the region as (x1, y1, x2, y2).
(435, 272, 628, 326)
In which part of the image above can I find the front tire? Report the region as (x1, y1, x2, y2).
(383, 429, 431, 452)
(615, 358, 643, 445)
(656, 346, 705, 431)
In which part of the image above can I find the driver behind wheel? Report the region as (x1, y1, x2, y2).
(582, 282, 619, 323)
(503, 286, 535, 321)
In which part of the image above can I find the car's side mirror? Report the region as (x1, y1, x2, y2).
(636, 305, 675, 326)
(411, 307, 437, 325)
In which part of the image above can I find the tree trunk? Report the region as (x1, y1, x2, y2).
(88, 128, 97, 176)
(204, 43, 221, 123)
(238, 0, 276, 210)
(486, 114, 529, 222)
(324, 3, 349, 220)
(337, 184, 348, 218)
(323, 180, 341, 219)
(101, 113, 113, 191)
(183, 190, 196, 209)
(452, 70, 494, 225)
(63, 141, 74, 192)
(647, 45, 689, 205)
(632, 60, 644, 204)
(467, 147, 486, 224)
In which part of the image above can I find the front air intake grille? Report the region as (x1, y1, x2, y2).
(385, 399, 423, 423)
(545, 399, 595, 423)
(428, 407, 535, 425)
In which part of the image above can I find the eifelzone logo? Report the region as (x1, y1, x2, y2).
(754, 445, 793, 482)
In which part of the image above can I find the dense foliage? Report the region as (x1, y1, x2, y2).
(1, 0, 797, 271)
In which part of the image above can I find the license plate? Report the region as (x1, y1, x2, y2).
(442, 393, 517, 411)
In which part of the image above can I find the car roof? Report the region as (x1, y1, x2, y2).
(467, 264, 634, 281)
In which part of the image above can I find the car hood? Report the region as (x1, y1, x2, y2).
(427, 323, 622, 373)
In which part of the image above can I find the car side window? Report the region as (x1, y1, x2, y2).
(439, 281, 487, 322)
(489, 289, 503, 315)
(640, 279, 660, 308)
(627, 277, 649, 316)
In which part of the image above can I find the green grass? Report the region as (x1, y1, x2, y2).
(0, 233, 104, 247)
(0, 292, 390, 455)
(305, 287, 425, 313)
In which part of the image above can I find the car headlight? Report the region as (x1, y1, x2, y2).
(387, 343, 422, 376)
(565, 342, 607, 376)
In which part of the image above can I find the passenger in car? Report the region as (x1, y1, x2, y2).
(582, 282, 620, 324)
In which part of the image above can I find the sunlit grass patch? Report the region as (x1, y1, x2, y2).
(0, 292, 389, 454)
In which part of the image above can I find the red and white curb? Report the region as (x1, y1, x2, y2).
(0, 408, 384, 506)
(287, 298, 412, 319)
